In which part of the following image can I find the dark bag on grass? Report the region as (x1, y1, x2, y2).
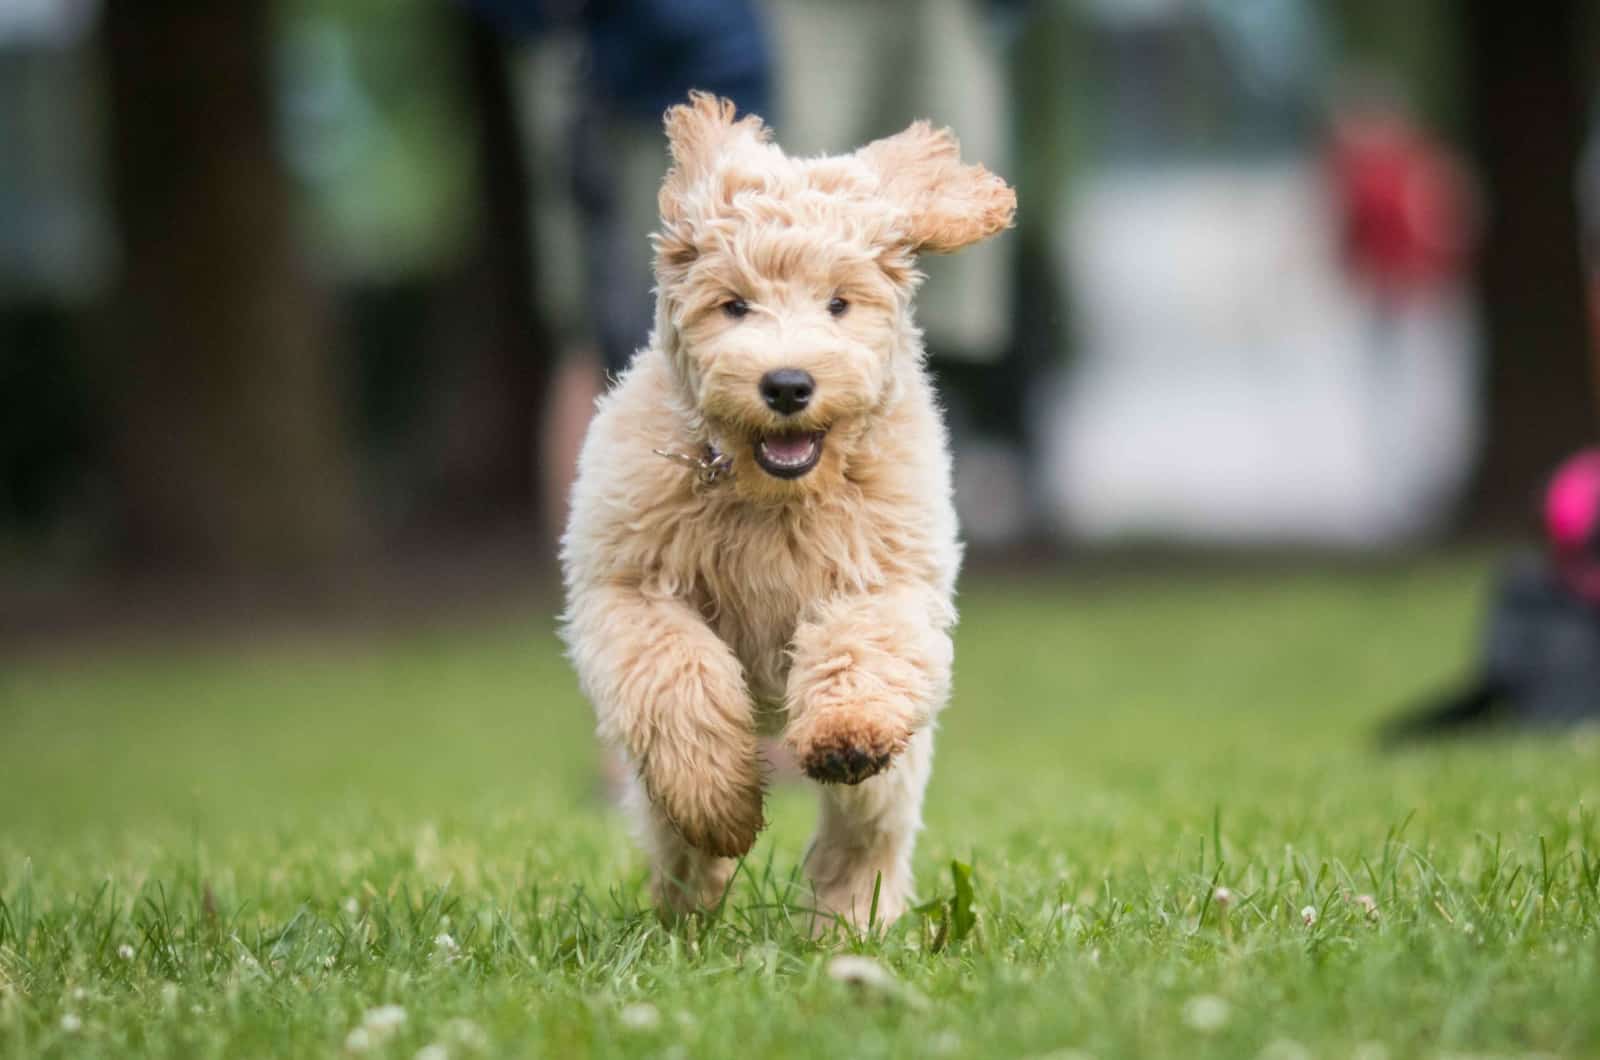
(1384, 450, 1600, 741)
(1383, 558, 1600, 742)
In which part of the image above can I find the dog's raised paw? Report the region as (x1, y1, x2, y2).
(805, 742, 892, 785)
(790, 717, 907, 785)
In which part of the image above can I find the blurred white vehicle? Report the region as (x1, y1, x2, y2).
(1037, 0, 1479, 546)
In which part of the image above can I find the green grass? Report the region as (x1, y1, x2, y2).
(2, 557, 1598, 1058)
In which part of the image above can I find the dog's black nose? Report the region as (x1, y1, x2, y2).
(759, 369, 814, 415)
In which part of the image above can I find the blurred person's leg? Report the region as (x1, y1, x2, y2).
(509, 36, 599, 541)
(574, 104, 662, 380)
(511, 40, 669, 538)
(540, 351, 603, 545)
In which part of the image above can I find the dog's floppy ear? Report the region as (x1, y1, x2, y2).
(656, 92, 772, 274)
(857, 121, 1016, 254)
(662, 92, 770, 183)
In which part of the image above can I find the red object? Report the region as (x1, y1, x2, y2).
(1330, 114, 1473, 296)
(1545, 448, 1600, 604)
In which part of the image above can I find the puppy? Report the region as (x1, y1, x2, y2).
(561, 93, 1014, 929)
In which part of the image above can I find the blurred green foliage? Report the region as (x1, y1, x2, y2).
(276, 0, 478, 281)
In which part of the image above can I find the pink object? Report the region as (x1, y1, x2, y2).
(1545, 449, 1600, 602)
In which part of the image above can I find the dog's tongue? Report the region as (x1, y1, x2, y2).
(762, 433, 814, 462)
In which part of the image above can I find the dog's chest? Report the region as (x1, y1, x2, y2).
(688, 504, 885, 708)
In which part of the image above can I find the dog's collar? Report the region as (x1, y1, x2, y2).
(652, 443, 734, 486)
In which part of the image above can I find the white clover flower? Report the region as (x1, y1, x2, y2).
(1258, 1038, 1311, 1060)
(1300, 905, 1317, 927)
(825, 955, 929, 1009)
(117, 943, 135, 961)
(1213, 886, 1233, 908)
(618, 1002, 661, 1031)
(60, 1012, 83, 1033)
(1354, 894, 1379, 919)
(827, 956, 896, 991)
(363, 1005, 408, 1036)
(345, 1004, 411, 1054)
(343, 897, 360, 916)
(443, 1018, 488, 1051)
(414, 1046, 449, 1060)
(433, 933, 460, 959)
(1182, 994, 1230, 1033)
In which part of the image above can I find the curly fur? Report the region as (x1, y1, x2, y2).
(561, 92, 1015, 928)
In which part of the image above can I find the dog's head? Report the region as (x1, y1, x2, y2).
(650, 93, 1015, 502)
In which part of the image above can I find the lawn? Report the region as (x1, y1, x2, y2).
(2, 557, 1597, 1058)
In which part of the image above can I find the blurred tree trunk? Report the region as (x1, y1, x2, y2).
(425, 10, 550, 531)
(100, 0, 360, 573)
(1461, 0, 1597, 525)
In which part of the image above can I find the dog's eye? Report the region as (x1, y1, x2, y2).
(827, 296, 849, 317)
(722, 298, 751, 320)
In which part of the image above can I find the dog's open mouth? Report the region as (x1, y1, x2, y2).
(753, 431, 825, 479)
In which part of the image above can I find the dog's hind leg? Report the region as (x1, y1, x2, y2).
(803, 726, 933, 932)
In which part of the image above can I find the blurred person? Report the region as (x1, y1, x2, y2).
(1327, 78, 1477, 531)
(464, 0, 773, 537)
(1329, 87, 1473, 303)
(1383, 449, 1600, 743)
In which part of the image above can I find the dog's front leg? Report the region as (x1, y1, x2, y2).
(567, 587, 764, 913)
(784, 586, 953, 929)
(784, 586, 953, 784)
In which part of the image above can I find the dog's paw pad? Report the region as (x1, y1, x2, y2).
(806, 746, 888, 785)
(799, 736, 898, 785)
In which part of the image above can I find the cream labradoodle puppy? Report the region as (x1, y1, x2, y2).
(561, 93, 1014, 929)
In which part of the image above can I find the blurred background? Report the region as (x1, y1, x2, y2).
(5, 18, 1600, 1048)
(0, 0, 1597, 640)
